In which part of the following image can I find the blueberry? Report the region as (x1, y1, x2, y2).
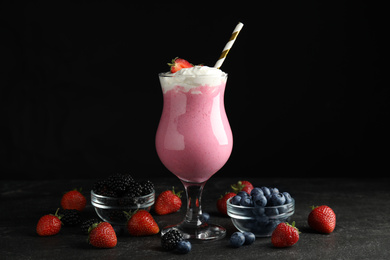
(175, 240, 192, 254)
(252, 194, 267, 207)
(270, 187, 279, 195)
(269, 193, 286, 206)
(237, 191, 249, 198)
(282, 192, 293, 204)
(265, 207, 279, 216)
(230, 232, 245, 248)
(243, 231, 256, 245)
(200, 212, 210, 223)
(255, 215, 269, 226)
(231, 195, 242, 205)
(250, 187, 263, 197)
(265, 194, 272, 204)
(264, 220, 280, 235)
(260, 187, 271, 197)
(240, 197, 253, 207)
(278, 205, 288, 214)
(252, 206, 265, 216)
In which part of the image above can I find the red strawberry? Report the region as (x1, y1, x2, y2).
(155, 187, 183, 215)
(36, 208, 62, 236)
(61, 188, 86, 211)
(271, 221, 300, 247)
(126, 209, 160, 236)
(308, 205, 336, 234)
(88, 222, 117, 248)
(231, 180, 254, 195)
(168, 57, 193, 73)
(216, 192, 236, 216)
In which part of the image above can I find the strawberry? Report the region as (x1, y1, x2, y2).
(271, 221, 300, 247)
(168, 57, 193, 73)
(231, 180, 254, 195)
(155, 187, 183, 215)
(308, 205, 336, 234)
(88, 222, 117, 248)
(36, 208, 62, 236)
(125, 209, 159, 236)
(61, 188, 86, 211)
(216, 192, 236, 216)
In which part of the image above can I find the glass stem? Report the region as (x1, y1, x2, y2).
(181, 180, 206, 227)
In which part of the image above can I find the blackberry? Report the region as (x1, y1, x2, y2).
(93, 179, 109, 195)
(107, 173, 135, 196)
(81, 218, 99, 234)
(118, 192, 137, 206)
(140, 180, 154, 195)
(102, 189, 119, 198)
(126, 181, 143, 197)
(59, 209, 81, 226)
(161, 229, 183, 250)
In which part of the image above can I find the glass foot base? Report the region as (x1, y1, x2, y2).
(161, 222, 226, 242)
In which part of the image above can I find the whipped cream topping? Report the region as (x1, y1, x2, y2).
(159, 66, 227, 93)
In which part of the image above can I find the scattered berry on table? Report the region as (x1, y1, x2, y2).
(308, 205, 336, 234)
(200, 212, 210, 223)
(243, 231, 256, 245)
(88, 222, 117, 248)
(161, 229, 183, 251)
(59, 209, 81, 226)
(61, 189, 86, 211)
(217, 192, 236, 216)
(271, 221, 300, 247)
(81, 218, 99, 234)
(36, 208, 62, 236)
(125, 209, 159, 236)
(175, 240, 192, 254)
(155, 187, 183, 215)
(229, 232, 246, 248)
(231, 180, 254, 195)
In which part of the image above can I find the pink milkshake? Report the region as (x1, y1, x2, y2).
(155, 65, 233, 241)
(156, 66, 233, 183)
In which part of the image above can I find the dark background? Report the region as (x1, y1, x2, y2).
(1, 1, 388, 180)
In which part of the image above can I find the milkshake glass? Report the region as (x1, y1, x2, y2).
(156, 66, 233, 241)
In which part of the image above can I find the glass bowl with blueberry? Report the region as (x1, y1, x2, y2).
(226, 186, 295, 237)
(91, 173, 155, 225)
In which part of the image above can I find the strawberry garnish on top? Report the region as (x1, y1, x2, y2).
(168, 57, 193, 73)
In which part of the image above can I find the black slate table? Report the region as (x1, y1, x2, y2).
(1, 177, 389, 259)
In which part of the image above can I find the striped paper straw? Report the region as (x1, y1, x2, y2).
(214, 22, 244, 69)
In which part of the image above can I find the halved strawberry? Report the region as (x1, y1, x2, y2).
(168, 57, 193, 73)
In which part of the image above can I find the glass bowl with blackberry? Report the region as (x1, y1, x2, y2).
(91, 173, 155, 225)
